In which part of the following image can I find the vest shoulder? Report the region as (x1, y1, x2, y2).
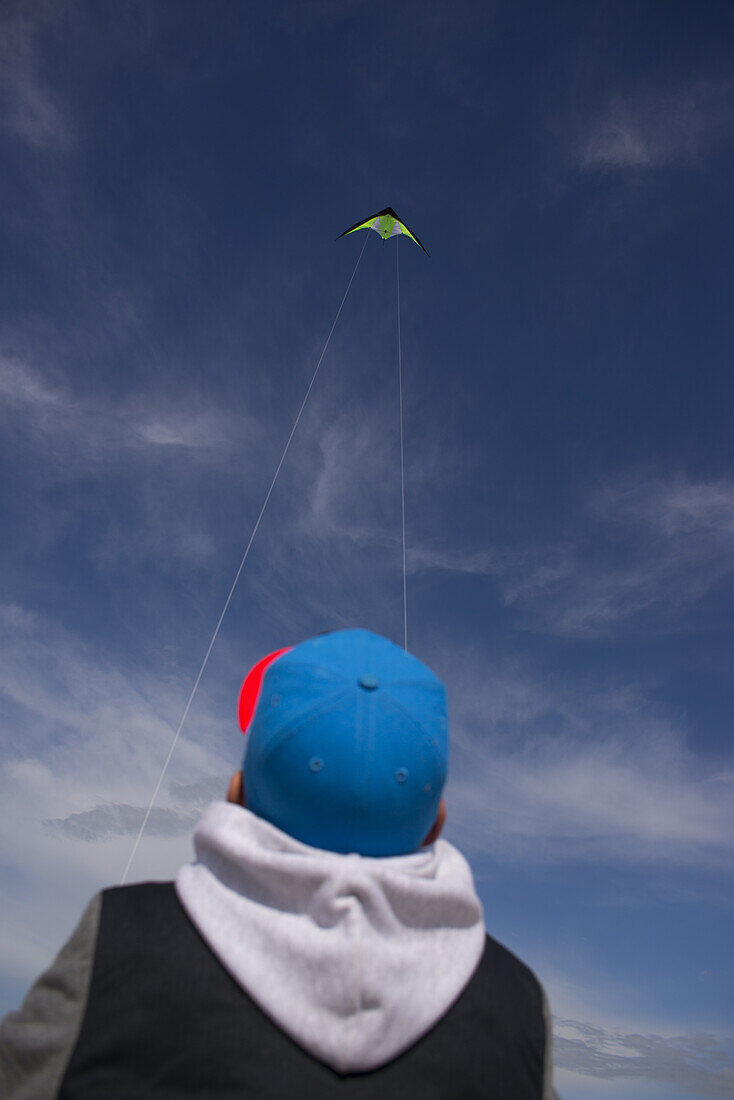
(96, 882, 185, 957)
(101, 881, 175, 904)
(480, 930, 543, 985)
(467, 931, 545, 1018)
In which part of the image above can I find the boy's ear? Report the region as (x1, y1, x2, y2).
(421, 797, 446, 846)
(226, 771, 245, 806)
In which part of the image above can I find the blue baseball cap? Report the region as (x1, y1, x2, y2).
(241, 629, 449, 856)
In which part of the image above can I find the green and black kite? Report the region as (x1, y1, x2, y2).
(337, 207, 428, 255)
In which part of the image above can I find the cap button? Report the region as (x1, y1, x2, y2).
(358, 674, 379, 691)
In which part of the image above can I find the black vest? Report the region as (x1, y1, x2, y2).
(60, 883, 547, 1099)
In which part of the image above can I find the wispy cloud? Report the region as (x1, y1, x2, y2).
(554, 1019, 734, 1097)
(578, 79, 734, 170)
(443, 655, 734, 870)
(295, 394, 477, 549)
(0, 601, 234, 990)
(0, 603, 221, 775)
(230, 393, 484, 640)
(0, 355, 241, 463)
(0, 352, 270, 569)
(503, 474, 734, 636)
(0, 12, 73, 149)
(45, 803, 197, 841)
(519, 947, 734, 1096)
(262, 394, 734, 639)
(359, 469, 734, 638)
(408, 543, 502, 575)
(44, 776, 223, 841)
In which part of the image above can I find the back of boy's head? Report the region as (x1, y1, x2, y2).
(238, 628, 448, 856)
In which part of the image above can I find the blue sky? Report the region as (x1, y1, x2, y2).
(1, 2, 733, 1096)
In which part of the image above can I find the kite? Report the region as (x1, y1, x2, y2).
(337, 207, 428, 255)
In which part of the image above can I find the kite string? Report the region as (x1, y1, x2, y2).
(396, 237, 408, 652)
(120, 233, 369, 885)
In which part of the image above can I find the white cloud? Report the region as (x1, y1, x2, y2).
(0, 600, 234, 999)
(407, 542, 502, 576)
(138, 414, 229, 448)
(294, 393, 478, 552)
(0, 13, 73, 148)
(0, 355, 63, 409)
(468, 737, 731, 859)
(553, 1020, 734, 1097)
(596, 477, 734, 537)
(237, 401, 429, 636)
(267, 404, 734, 640)
(503, 474, 734, 636)
(44, 776, 223, 841)
(394, 471, 734, 638)
(0, 354, 240, 463)
(521, 954, 734, 1097)
(304, 409, 402, 536)
(0, 603, 227, 783)
(282, 389, 734, 638)
(579, 79, 734, 170)
(440, 653, 734, 870)
(0, 352, 270, 569)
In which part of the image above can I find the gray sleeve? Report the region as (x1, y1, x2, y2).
(0, 893, 101, 1100)
(540, 985, 558, 1100)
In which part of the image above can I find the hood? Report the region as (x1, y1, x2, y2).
(175, 802, 486, 1074)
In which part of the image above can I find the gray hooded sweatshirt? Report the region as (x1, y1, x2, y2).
(175, 801, 488, 1074)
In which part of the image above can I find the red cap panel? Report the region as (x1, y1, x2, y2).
(238, 647, 292, 733)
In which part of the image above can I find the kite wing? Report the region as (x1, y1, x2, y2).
(337, 207, 428, 255)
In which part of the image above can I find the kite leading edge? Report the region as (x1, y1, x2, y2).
(337, 207, 428, 256)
